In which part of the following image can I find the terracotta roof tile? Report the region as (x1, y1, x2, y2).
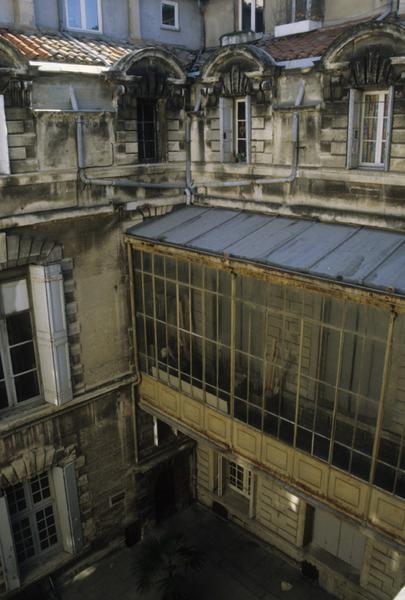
(0, 29, 195, 68)
(261, 22, 358, 61)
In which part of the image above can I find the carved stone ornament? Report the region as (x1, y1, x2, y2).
(4, 78, 32, 108)
(350, 47, 393, 87)
(201, 65, 274, 107)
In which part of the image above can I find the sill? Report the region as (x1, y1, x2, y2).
(160, 24, 180, 31)
(304, 545, 360, 585)
(274, 20, 322, 38)
(19, 550, 72, 590)
(65, 26, 103, 34)
(220, 31, 263, 46)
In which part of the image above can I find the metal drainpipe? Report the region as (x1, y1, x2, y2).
(376, 0, 395, 20)
(191, 80, 305, 193)
(185, 88, 203, 205)
(75, 115, 186, 191)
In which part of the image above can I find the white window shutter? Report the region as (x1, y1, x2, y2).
(384, 86, 394, 172)
(29, 264, 73, 406)
(0, 96, 10, 175)
(220, 97, 233, 162)
(53, 463, 83, 554)
(0, 495, 20, 592)
(245, 95, 252, 164)
(347, 88, 362, 169)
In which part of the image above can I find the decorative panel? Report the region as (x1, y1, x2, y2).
(182, 397, 204, 430)
(261, 437, 292, 477)
(205, 408, 230, 444)
(233, 422, 261, 461)
(141, 376, 159, 408)
(369, 490, 405, 540)
(293, 452, 327, 495)
(328, 469, 368, 517)
(159, 387, 179, 417)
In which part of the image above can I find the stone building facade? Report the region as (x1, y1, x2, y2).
(0, 1, 405, 600)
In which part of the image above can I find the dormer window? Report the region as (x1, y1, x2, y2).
(274, 0, 323, 37)
(65, 0, 102, 32)
(240, 0, 264, 33)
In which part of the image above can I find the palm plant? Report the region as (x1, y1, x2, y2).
(133, 532, 204, 600)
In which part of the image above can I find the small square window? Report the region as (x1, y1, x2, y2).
(161, 1, 179, 30)
(65, 0, 102, 32)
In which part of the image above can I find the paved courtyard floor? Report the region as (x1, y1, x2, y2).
(59, 505, 336, 600)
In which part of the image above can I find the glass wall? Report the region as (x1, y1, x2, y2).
(133, 248, 404, 498)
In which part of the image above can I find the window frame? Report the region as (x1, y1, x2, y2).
(6, 472, 62, 568)
(228, 460, 252, 499)
(0, 95, 10, 176)
(65, 0, 103, 33)
(0, 277, 41, 412)
(289, 0, 311, 22)
(161, 0, 179, 31)
(347, 86, 394, 172)
(239, 0, 264, 32)
(359, 89, 389, 168)
(220, 96, 251, 164)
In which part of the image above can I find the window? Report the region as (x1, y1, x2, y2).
(274, 0, 322, 36)
(288, 0, 311, 22)
(161, 1, 179, 30)
(220, 96, 251, 163)
(6, 472, 60, 567)
(240, 0, 264, 33)
(0, 279, 40, 411)
(228, 461, 252, 498)
(347, 88, 393, 170)
(360, 91, 389, 167)
(65, 0, 102, 32)
(153, 416, 175, 446)
(0, 95, 10, 175)
(0, 463, 83, 592)
(137, 100, 159, 163)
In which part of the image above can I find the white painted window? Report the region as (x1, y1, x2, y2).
(239, 0, 264, 32)
(5, 472, 61, 566)
(161, 1, 179, 30)
(0, 95, 10, 175)
(220, 96, 252, 163)
(0, 464, 83, 592)
(347, 88, 393, 170)
(228, 460, 252, 498)
(360, 90, 390, 167)
(312, 508, 365, 571)
(0, 279, 40, 411)
(0, 265, 73, 413)
(65, 0, 102, 32)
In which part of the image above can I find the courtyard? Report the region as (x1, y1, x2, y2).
(58, 505, 335, 600)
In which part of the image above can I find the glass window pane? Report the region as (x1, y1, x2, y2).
(10, 342, 36, 375)
(162, 2, 176, 26)
(67, 0, 81, 28)
(0, 280, 29, 315)
(14, 371, 39, 403)
(85, 0, 99, 30)
(241, 0, 252, 31)
(7, 312, 33, 346)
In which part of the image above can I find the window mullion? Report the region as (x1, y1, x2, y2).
(80, 0, 86, 29)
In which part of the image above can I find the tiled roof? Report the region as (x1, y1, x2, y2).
(261, 22, 360, 61)
(0, 29, 195, 68)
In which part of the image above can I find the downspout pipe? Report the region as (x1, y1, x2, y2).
(191, 80, 304, 192)
(75, 115, 186, 191)
(376, 0, 395, 20)
(185, 87, 203, 205)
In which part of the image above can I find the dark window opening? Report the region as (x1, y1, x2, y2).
(137, 100, 158, 163)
